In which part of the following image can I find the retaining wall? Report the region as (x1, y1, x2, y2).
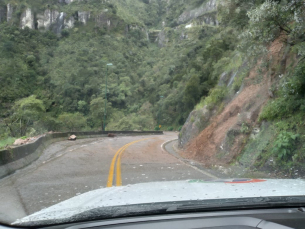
(0, 131, 163, 179)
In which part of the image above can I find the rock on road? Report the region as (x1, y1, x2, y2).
(0, 132, 209, 223)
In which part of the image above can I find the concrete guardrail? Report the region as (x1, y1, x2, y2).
(0, 131, 163, 179)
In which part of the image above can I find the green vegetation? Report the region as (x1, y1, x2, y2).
(0, 0, 225, 141)
(0, 137, 16, 149)
(272, 131, 299, 161)
(1, 0, 305, 175)
(214, 0, 305, 173)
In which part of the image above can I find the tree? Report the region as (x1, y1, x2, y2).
(90, 97, 112, 129)
(58, 113, 87, 131)
(183, 75, 201, 109)
(4, 95, 45, 137)
(240, 0, 305, 56)
(78, 100, 88, 114)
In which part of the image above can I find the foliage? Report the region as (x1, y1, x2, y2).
(218, 0, 252, 30)
(0, 137, 16, 149)
(167, 126, 174, 131)
(3, 95, 45, 137)
(89, 97, 112, 129)
(259, 62, 305, 121)
(272, 131, 299, 161)
(58, 112, 87, 131)
(241, 123, 251, 134)
(239, 0, 305, 57)
(1, 0, 305, 150)
(197, 86, 228, 110)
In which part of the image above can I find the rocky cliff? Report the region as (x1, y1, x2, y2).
(0, 0, 218, 41)
(177, 0, 218, 25)
(0, 0, 121, 35)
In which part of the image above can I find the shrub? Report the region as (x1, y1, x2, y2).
(178, 126, 183, 131)
(58, 112, 87, 131)
(240, 123, 251, 134)
(61, 29, 70, 38)
(154, 126, 160, 131)
(167, 126, 174, 131)
(204, 86, 228, 110)
(272, 131, 299, 161)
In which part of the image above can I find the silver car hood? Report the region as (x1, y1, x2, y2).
(15, 179, 305, 224)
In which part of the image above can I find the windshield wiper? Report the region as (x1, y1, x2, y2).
(166, 196, 305, 212)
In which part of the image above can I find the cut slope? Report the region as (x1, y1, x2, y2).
(181, 37, 286, 167)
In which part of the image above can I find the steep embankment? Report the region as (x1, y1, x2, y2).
(179, 35, 302, 176)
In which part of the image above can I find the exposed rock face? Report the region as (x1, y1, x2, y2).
(58, 0, 78, 4)
(179, 106, 212, 147)
(20, 8, 34, 29)
(64, 16, 75, 29)
(37, 10, 74, 33)
(54, 12, 65, 34)
(78, 11, 90, 24)
(64, 0, 75, 3)
(37, 9, 59, 30)
(95, 12, 110, 27)
(7, 3, 13, 22)
(198, 13, 218, 26)
(177, 0, 217, 25)
(156, 30, 167, 47)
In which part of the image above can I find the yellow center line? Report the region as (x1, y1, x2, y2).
(106, 138, 150, 188)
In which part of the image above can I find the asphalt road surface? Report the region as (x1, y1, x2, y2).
(0, 132, 211, 223)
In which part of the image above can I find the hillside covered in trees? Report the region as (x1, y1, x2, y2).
(0, 0, 221, 137)
(1, 0, 305, 175)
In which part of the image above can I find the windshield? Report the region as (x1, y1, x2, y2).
(1, 0, 305, 226)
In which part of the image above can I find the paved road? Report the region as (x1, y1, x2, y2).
(0, 132, 210, 223)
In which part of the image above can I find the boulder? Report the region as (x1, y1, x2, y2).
(13, 139, 27, 146)
(108, 133, 116, 138)
(68, 135, 77, 140)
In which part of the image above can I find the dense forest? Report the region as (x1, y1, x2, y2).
(1, 0, 305, 174)
(0, 0, 222, 139)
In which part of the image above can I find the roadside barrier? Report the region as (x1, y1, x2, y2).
(0, 131, 163, 179)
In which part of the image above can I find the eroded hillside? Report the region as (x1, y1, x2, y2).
(179, 0, 305, 177)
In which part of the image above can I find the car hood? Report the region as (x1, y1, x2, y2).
(15, 179, 305, 225)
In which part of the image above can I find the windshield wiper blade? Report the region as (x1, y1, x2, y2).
(167, 196, 305, 212)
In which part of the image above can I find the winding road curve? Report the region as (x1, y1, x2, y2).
(0, 132, 209, 223)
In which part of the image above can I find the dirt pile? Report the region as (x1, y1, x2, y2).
(13, 137, 38, 146)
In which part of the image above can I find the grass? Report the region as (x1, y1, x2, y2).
(0, 137, 16, 150)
